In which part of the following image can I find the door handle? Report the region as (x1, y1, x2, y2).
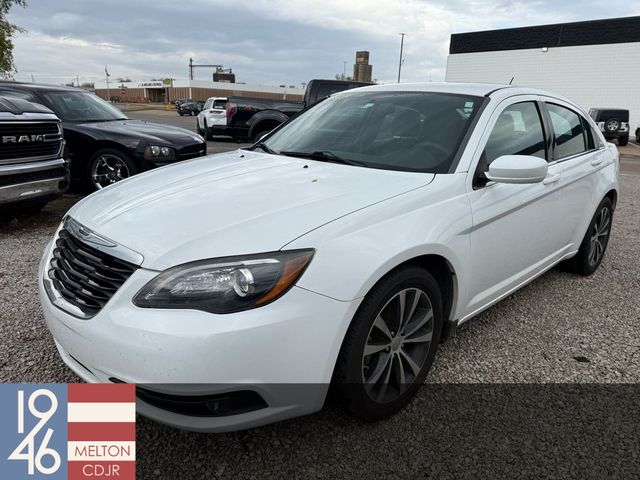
(542, 173, 560, 185)
(591, 158, 603, 166)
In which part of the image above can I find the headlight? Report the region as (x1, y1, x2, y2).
(144, 145, 176, 161)
(133, 250, 314, 314)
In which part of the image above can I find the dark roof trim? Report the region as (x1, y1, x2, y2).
(450, 15, 640, 54)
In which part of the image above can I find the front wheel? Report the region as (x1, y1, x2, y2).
(561, 197, 613, 275)
(86, 149, 136, 191)
(333, 266, 442, 421)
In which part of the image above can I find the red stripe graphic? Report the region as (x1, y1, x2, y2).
(68, 383, 136, 403)
(68, 422, 136, 441)
(68, 461, 136, 480)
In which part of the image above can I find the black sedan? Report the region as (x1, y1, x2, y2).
(0, 83, 207, 190)
(177, 100, 203, 116)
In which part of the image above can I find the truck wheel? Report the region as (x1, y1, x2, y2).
(203, 120, 213, 140)
(252, 126, 274, 142)
(333, 266, 442, 421)
(604, 118, 620, 134)
(86, 149, 137, 191)
(618, 136, 629, 146)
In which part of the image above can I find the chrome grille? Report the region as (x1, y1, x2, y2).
(47, 227, 138, 317)
(0, 121, 63, 164)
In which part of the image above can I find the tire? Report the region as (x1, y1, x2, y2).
(604, 118, 620, 134)
(333, 266, 443, 422)
(636, 132, 640, 143)
(178, 112, 184, 116)
(561, 197, 613, 276)
(618, 136, 629, 146)
(86, 148, 137, 192)
(203, 120, 212, 140)
(252, 125, 275, 142)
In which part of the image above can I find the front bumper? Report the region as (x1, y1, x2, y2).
(0, 158, 69, 205)
(38, 243, 359, 431)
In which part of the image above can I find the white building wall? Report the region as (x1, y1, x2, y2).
(446, 42, 640, 128)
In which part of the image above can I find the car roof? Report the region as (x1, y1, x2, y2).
(0, 81, 89, 93)
(206, 96, 227, 101)
(337, 82, 570, 100)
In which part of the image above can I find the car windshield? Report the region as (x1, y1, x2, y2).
(39, 91, 128, 122)
(261, 91, 482, 173)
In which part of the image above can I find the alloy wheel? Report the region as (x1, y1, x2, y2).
(362, 288, 434, 403)
(91, 154, 131, 189)
(588, 206, 610, 266)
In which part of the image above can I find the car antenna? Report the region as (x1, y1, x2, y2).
(509, 76, 514, 85)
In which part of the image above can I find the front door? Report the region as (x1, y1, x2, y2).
(463, 98, 565, 317)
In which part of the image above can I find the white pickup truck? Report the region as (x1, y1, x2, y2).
(196, 97, 228, 139)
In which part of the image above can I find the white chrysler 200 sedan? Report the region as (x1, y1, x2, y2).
(40, 83, 619, 431)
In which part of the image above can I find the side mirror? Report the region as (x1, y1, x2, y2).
(485, 155, 548, 184)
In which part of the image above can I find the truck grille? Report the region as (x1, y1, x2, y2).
(0, 121, 63, 165)
(47, 228, 138, 316)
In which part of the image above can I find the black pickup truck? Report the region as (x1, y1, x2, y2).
(223, 79, 373, 141)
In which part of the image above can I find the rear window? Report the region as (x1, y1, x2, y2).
(212, 100, 227, 109)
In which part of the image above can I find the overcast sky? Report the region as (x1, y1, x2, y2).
(8, 0, 640, 87)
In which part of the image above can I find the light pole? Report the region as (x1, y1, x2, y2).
(343, 61, 347, 79)
(397, 33, 406, 83)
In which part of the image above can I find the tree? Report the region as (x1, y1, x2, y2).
(335, 73, 353, 81)
(0, 0, 26, 79)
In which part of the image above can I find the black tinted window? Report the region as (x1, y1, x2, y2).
(484, 102, 546, 164)
(263, 92, 481, 173)
(547, 104, 587, 159)
(0, 89, 38, 103)
(40, 91, 127, 122)
(212, 100, 227, 109)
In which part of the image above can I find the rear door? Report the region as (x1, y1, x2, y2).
(464, 97, 565, 316)
(542, 101, 613, 250)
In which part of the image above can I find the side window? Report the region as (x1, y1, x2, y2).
(203, 99, 212, 110)
(483, 101, 547, 165)
(0, 89, 38, 103)
(546, 103, 587, 159)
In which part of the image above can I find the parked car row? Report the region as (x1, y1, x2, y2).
(0, 82, 207, 211)
(195, 79, 372, 141)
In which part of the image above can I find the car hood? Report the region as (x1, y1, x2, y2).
(68, 150, 433, 270)
(65, 119, 203, 147)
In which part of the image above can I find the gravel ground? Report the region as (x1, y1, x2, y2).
(0, 170, 638, 478)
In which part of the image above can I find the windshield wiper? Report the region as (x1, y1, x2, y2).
(251, 142, 276, 154)
(279, 150, 366, 167)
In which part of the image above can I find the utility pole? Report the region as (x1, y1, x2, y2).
(30, 72, 34, 82)
(76, 74, 80, 87)
(343, 61, 347, 79)
(397, 33, 406, 83)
